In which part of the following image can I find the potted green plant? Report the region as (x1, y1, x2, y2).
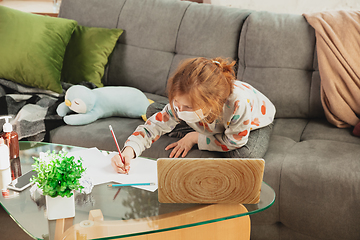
(31, 150, 86, 220)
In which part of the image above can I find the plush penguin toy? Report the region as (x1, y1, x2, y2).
(57, 85, 150, 125)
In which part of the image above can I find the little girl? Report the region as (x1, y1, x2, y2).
(111, 57, 276, 174)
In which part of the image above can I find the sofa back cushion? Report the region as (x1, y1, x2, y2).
(169, 4, 251, 83)
(59, 0, 324, 119)
(237, 12, 324, 118)
(108, 0, 190, 96)
(59, 0, 251, 97)
(59, 0, 125, 28)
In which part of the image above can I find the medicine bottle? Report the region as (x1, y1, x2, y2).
(0, 116, 21, 180)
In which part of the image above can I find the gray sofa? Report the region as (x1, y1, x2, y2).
(49, 0, 360, 239)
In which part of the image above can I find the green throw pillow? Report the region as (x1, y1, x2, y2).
(0, 6, 77, 93)
(61, 25, 123, 87)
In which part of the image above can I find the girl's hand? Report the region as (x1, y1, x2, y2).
(165, 132, 199, 158)
(111, 146, 135, 174)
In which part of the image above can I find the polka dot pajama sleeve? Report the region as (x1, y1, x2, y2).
(124, 104, 179, 157)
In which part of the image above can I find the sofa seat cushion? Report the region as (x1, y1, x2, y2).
(280, 139, 360, 240)
(250, 118, 310, 225)
(50, 117, 144, 151)
(250, 133, 297, 227)
(260, 118, 360, 239)
(302, 119, 360, 144)
(49, 115, 223, 159)
(271, 118, 309, 142)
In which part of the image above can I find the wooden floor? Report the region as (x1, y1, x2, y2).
(0, 206, 33, 240)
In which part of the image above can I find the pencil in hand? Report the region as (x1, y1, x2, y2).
(109, 125, 128, 174)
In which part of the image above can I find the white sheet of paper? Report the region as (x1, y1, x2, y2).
(69, 148, 158, 192)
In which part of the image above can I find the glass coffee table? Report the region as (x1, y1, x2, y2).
(0, 141, 275, 240)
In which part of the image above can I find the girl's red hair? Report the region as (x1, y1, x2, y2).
(167, 57, 236, 123)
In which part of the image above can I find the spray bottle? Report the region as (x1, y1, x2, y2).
(0, 137, 11, 197)
(0, 116, 21, 180)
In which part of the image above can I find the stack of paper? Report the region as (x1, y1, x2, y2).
(68, 148, 158, 192)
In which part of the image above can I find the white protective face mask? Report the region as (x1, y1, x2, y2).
(173, 102, 206, 123)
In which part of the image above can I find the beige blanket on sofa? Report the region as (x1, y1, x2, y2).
(303, 11, 360, 128)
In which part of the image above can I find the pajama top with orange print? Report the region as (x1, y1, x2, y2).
(124, 80, 276, 157)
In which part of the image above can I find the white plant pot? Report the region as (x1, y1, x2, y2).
(45, 194, 75, 220)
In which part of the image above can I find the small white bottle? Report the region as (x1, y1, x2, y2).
(0, 137, 11, 197)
